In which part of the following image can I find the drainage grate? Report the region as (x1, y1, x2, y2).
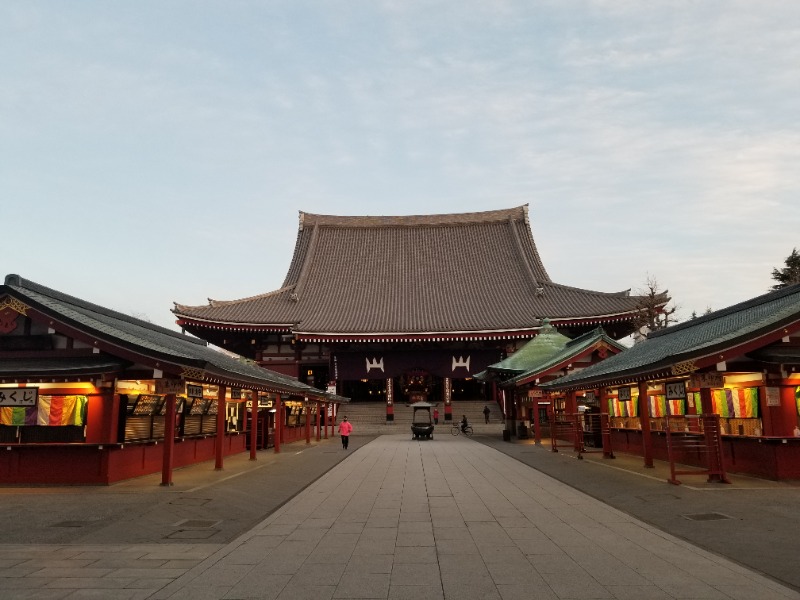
(167, 529, 218, 540)
(169, 497, 211, 507)
(173, 519, 221, 528)
(682, 512, 732, 521)
(52, 517, 101, 528)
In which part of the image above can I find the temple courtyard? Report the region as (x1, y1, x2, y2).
(2, 434, 800, 599)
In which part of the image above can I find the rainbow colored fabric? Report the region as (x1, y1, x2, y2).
(692, 392, 702, 414)
(710, 388, 758, 418)
(648, 395, 667, 417)
(0, 395, 88, 426)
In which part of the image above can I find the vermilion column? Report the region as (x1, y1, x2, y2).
(161, 393, 177, 486)
(274, 395, 282, 454)
(249, 390, 258, 460)
(758, 384, 774, 436)
(324, 403, 329, 439)
(532, 392, 542, 444)
(600, 387, 614, 458)
(215, 385, 227, 471)
(305, 399, 311, 444)
(638, 380, 654, 468)
(316, 402, 322, 441)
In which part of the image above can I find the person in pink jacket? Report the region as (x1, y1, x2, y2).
(338, 416, 353, 449)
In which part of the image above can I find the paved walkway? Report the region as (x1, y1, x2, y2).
(2, 434, 799, 599)
(150, 435, 796, 600)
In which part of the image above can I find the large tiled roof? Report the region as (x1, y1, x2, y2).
(1, 274, 336, 398)
(543, 283, 800, 390)
(173, 206, 655, 336)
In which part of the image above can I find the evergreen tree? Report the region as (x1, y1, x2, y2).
(771, 248, 800, 290)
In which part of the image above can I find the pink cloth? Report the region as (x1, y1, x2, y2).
(338, 421, 353, 436)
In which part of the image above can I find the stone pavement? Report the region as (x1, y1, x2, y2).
(0, 436, 370, 600)
(2, 434, 800, 599)
(478, 435, 800, 592)
(153, 435, 797, 600)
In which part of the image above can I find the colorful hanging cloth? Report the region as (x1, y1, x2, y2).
(0, 396, 87, 426)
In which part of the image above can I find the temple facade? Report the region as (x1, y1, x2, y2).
(174, 206, 662, 422)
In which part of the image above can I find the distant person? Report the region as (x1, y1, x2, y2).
(461, 414, 469, 433)
(433, 408, 439, 424)
(483, 405, 491, 424)
(338, 416, 353, 449)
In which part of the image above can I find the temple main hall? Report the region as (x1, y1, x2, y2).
(173, 206, 657, 421)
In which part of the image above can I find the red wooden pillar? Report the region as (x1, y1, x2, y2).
(638, 381, 654, 468)
(305, 399, 311, 444)
(215, 385, 227, 471)
(161, 393, 177, 486)
(324, 403, 329, 439)
(316, 402, 322, 441)
(600, 387, 614, 458)
(249, 390, 258, 460)
(565, 390, 578, 414)
(274, 395, 282, 454)
(758, 384, 774, 436)
(532, 391, 542, 444)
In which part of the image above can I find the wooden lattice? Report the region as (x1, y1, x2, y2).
(671, 360, 697, 376)
(181, 367, 206, 381)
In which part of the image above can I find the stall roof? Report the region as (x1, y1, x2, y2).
(542, 283, 800, 390)
(1, 274, 346, 400)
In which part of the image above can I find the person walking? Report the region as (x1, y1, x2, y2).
(338, 416, 353, 449)
(433, 408, 439, 425)
(483, 405, 491, 424)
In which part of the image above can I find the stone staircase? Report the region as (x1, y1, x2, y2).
(337, 401, 505, 436)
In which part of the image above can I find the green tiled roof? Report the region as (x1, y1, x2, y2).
(484, 321, 571, 376)
(505, 327, 626, 386)
(544, 283, 800, 390)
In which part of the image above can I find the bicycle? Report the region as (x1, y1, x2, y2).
(451, 424, 473, 436)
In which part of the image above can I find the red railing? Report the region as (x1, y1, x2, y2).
(664, 414, 730, 485)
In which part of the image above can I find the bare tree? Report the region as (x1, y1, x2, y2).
(632, 275, 677, 341)
(770, 248, 800, 290)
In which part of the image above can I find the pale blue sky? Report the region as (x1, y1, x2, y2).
(3, 1, 799, 330)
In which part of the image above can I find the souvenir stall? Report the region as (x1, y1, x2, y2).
(0, 274, 343, 485)
(545, 284, 800, 480)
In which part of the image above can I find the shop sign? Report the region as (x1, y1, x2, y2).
(528, 389, 543, 398)
(665, 380, 687, 400)
(689, 373, 724, 389)
(186, 384, 203, 398)
(230, 388, 242, 400)
(0, 387, 38, 407)
(327, 382, 337, 394)
(618, 387, 631, 401)
(155, 379, 184, 395)
(584, 391, 595, 402)
(766, 387, 781, 407)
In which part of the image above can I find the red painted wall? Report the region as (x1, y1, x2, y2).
(610, 430, 800, 480)
(0, 434, 251, 485)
